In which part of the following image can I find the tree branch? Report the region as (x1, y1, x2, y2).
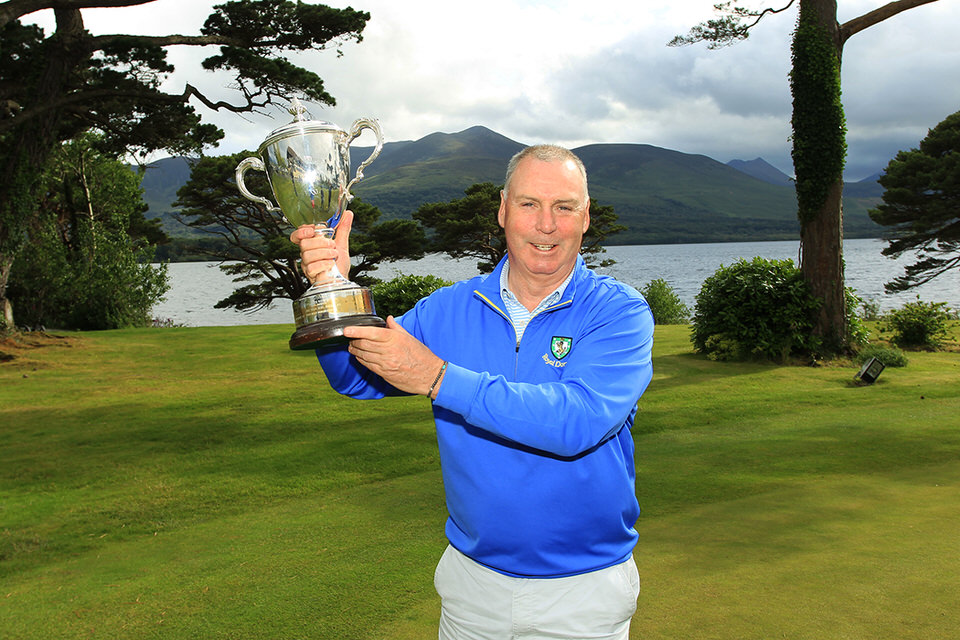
(89, 32, 231, 48)
(0, 0, 155, 29)
(87, 32, 296, 51)
(741, 0, 797, 30)
(182, 83, 273, 113)
(840, 0, 940, 44)
(668, 0, 796, 48)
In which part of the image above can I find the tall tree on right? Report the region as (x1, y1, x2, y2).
(671, 0, 940, 354)
(869, 110, 960, 292)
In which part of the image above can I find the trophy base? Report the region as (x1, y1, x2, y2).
(289, 282, 386, 351)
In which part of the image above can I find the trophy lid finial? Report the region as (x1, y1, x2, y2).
(288, 97, 311, 122)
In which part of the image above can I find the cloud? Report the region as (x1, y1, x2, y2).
(19, 0, 960, 180)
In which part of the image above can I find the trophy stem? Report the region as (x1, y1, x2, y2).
(307, 225, 354, 291)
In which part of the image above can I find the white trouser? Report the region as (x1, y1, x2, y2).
(434, 545, 640, 640)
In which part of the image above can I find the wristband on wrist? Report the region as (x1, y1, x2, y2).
(428, 360, 447, 399)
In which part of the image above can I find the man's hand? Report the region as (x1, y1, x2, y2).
(344, 316, 446, 397)
(289, 209, 354, 284)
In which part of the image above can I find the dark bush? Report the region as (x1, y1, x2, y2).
(691, 257, 820, 362)
(883, 299, 952, 350)
(371, 273, 453, 319)
(854, 344, 908, 368)
(641, 278, 690, 325)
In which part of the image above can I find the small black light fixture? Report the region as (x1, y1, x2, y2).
(855, 357, 885, 384)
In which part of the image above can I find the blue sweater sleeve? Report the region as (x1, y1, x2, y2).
(315, 342, 403, 399)
(432, 296, 654, 457)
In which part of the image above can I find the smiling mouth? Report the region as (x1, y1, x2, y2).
(533, 243, 555, 251)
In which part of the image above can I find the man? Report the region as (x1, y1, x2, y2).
(292, 145, 654, 639)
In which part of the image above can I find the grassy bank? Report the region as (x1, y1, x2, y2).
(2, 324, 959, 639)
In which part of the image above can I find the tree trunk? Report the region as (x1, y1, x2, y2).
(0, 8, 88, 329)
(795, 0, 848, 354)
(800, 178, 847, 351)
(0, 254, 13, 331)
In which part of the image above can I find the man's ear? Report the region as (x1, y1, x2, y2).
(497, 190, 507, 229)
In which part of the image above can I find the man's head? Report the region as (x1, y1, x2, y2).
(498, 145, 591, 294)
(503, 145, 589, 200)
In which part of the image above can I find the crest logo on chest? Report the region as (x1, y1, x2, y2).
(550, 336, 572, 360)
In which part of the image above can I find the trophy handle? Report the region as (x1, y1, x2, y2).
(341, 117, 384, 208)
(236, 156, 281, 212)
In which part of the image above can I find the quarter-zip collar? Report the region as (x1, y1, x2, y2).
(475, 254, 584, 313)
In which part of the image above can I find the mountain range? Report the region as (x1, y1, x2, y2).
(140, 125, 884, 246)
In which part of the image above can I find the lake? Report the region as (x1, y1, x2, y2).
(151, 238, 959, 327)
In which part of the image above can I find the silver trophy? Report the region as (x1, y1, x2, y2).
(236, 99, 386, 350)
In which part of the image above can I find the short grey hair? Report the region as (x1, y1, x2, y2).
(503, 144, 589, 199)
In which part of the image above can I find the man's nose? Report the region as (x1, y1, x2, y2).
(536, 209, 557, 233)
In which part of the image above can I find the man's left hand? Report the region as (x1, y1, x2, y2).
(344, 316, 445, 397)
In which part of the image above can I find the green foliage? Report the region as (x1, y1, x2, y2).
(691, 257, 820, 362)
(641, 278, 690, 325)
(666, 1, 786, 49)
(413, 182, 505, 273)
(8, 138, 168, 329)
(371, 273, 452, 319)
(869, 109, 960, 292)
(789, 4, 846, 224)
(346, 199, 426, 287)
(582, 200, 626, 268)
(858, 298, 882, 322)
(854, 344, 908, 368)
(413, 182, 623, 273)
(844, 286, 870, 349)
(70, 232, 169, 330)
(883, 299, 952, 350)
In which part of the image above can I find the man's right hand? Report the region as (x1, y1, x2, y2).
(289, 209, 354, 284)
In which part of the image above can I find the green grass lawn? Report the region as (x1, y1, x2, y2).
(2, 324, 958, 639)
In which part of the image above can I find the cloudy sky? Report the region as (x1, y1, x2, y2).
(24, 0, 960, 180)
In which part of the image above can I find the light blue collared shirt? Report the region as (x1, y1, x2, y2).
(499, 259, 574, 344)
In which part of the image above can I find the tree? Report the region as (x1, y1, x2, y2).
(413, 182, 625, 274)
(174, 152, 425, 311)
(670, 0, 940, 354)
(0, 0, 370, 330)
(413, 183, 505, 273)
(869, 110, 960, 292)
(8, 135, 168, 329)
(346, 203, 428, 287)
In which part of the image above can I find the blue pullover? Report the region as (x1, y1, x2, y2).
(316, 255, 654, 578)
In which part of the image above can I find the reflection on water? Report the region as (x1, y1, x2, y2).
(152, 238, 959, 327)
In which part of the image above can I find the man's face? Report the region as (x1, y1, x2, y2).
(498, 157, 590, 288)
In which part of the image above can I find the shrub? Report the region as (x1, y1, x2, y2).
(641, 278, 690, 325)
(10, 218, 168, 330)
(371, 273, 453, 319)
(845, 287, 870, 349)
(858, 298, 882, 321)
(691, 257, 820, 362)
(854, 344, 908, 368)
(883, 299, 952, 350)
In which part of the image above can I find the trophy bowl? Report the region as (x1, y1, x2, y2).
(236, 99, 387, 350)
